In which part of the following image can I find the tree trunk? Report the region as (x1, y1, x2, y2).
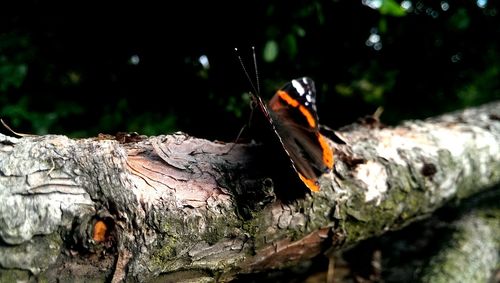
(0, 101, 499, 282)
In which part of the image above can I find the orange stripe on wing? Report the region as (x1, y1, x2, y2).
(298, 135, 333, 192)
(298, 173, 320, 192)
(277, 90, 317, 128)
(317, 134, 334, 170)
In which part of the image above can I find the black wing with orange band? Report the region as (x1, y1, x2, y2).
(265, 77, 334, 192)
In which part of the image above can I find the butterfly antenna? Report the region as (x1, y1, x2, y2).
(234, 47, 259, 96)
(224, 124, 247, 154)
(1, 118, 36, 137)
(251, 46, 260, 95)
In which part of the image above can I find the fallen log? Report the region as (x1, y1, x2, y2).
(0, 101, 498, 282)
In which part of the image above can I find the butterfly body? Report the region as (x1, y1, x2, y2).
(252, 77, 334, 192)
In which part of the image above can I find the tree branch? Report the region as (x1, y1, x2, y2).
(0, 101, 499, 282)
(419, 206, 500, 282)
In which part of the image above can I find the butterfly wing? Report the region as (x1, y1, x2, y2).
(267, 77, 334, 191)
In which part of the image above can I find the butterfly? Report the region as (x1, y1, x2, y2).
(251, 77, 334, 192)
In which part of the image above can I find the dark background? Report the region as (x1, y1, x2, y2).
(1, 0, 499, 140)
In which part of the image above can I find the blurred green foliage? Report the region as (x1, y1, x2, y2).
(380, 0, 407, 16)
(0, 1, 499, 139)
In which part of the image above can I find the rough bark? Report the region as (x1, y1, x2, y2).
(418, 206, 500, 283)
(0, 101, 499, 282)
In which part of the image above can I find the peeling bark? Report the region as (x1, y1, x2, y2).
(0, 101, 499, 282)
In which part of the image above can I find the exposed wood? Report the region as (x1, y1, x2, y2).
(0, 101, 499, 282)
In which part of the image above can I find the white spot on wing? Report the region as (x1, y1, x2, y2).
(292, 80, 305, 96)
